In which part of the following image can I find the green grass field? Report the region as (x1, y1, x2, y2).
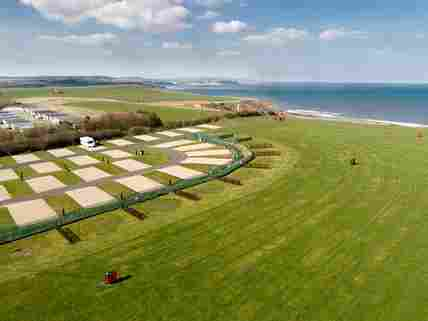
(2, 116, 428, 321)
(64, 100, 222, 121)
(4, 85, 233, 103)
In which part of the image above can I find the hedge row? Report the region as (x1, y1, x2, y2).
(0, 110, 262, 157)
(0, 129, 123, 156)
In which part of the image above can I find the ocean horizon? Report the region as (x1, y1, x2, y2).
(176, 82, 428, 127)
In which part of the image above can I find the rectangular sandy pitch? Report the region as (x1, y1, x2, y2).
(116, 175, 164, 193)
(0, 185, 11, 202)
(46, 148, 75, 158)
(113, 159, 151, 172)
(197, 124, 222, 129)
(12, 153, 40, 164)
(177, 127, 205, 133)
(7, 199, 58, 226)
(26, 175, 66, 193)
(67, 155, 100, 166)
(157, 130, 183, 138)
(67, 186, 115, 208)
(101, 149, 132, 159)
(186, 149, 232, 157)
(153, 139, 194, 149)
(0, 169, 18, 182)
(73, 167, 111, 182)
(157, 165, 204, 179)
(108, 139, 135, 146)
(134, 134, 159, 142)
(30, 161, 62, 174)
(174, 143, 216, 152)
(182, 158, 231, 166)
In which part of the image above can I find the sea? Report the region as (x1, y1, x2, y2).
(174, 83, 428, 128)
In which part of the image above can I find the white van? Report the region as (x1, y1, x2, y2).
(80, 136, 96, 149)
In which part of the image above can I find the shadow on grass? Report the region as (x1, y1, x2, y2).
(113, 275, 132, 284)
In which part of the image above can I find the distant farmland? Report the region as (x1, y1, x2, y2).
(4, 85, 234, 103)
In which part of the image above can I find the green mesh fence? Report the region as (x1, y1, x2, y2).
(0, 133, 255, 244)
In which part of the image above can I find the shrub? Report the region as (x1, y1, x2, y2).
(81, 129, 123, 141)
(23, 127, 49, 139)
(128, 126, 150, 135)
(47, 130, 78, 148)
(0, 129, 15, 142)
(80, 112, 163, 132)
(0, 141, 29, 156)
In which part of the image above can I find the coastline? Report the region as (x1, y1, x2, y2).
(179, 83, 428, 129)
(286, 109, 428, 128)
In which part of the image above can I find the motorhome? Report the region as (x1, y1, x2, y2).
(80, 136, 96, 149)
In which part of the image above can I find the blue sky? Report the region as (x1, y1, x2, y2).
(2, 0, 428, 82)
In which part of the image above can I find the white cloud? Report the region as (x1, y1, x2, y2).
(195, 0, 232, 8)
(162, 41, 193, 49)
(243, 28, 308, 46)
(197, 10, 220, 20)
(38, 33, 117, 46)
(212, 20, 248, 33)
(319, 28, 368, 41)
(20, 0, 191, 32)
(216, 50, 240, 56)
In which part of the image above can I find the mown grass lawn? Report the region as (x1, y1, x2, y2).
(0, 207, 16, 233)
(2, 116, 428, 321)
(95, 162, 127, 176)
(0, 156, 16, 167)
(45, 194, 81, 214)
(132, 148, 169, 167)
(52, 171, 82, 186)
(3, 179, 33, 197)
(63, 100, 222, 122)
(98, 180, 133, 199)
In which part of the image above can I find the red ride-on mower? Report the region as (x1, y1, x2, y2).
(104, 271, 119, 285)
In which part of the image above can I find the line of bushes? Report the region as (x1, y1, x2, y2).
(0, 128, 124, 156)
(0, 110, 262, 157)
(162, 111, 261, 130)
(0, 111, 160, 156)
